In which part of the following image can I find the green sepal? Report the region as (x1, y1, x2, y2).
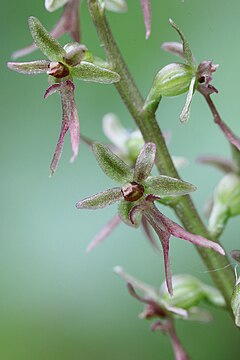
(118, 200, 142, 228)
(76, 187, 122, 209)
(144, 175, 196, 197)
(70, 61, 120, 84)
(28, 16, 66, 62)
(133, 142, 156, 182)
(169, 19, 195, 68)
(92, 143, 133, 184)
(7, 60, 49, 75)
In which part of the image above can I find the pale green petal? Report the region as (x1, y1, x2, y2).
(7, 60, 49, 75)
(70, 61, 120, 83)
(28, 16, 66, 62)
(144, 175, 196, 197)
(93, 143, 133, 184)
(134, 142, 156, 182)
(180, 76, 196, 123)
(76, 187, 122, 209)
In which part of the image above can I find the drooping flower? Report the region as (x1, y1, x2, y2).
(150, 19, 240, 151)
(76, 142, 225, 294)
(8, 17, 120, 175)
(114, 267, 225, 359)
(12, 0, 81, 59)
(144, 19, 219, 122)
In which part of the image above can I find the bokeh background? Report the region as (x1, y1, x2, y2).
(1, 0, 240, 359)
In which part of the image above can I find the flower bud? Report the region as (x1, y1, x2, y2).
(209, 173, 240, 237)
(159, 274, 225, 310)
(159, 275, 203, 309)
(144, 63, 196, 115)
(152, 63, 195, 97)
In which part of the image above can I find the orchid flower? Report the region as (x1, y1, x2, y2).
(150, 19, 240, 152)
(76, 142, 224, 294)
(114, 267, 225, 359)
(144, 19, 219, 123)
(83, 113, 188, 252)
(8, 17, 120, 175)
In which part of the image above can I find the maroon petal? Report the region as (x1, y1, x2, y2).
(45, 80, 80, 175)
(65, 82, 80, 163)
(142, 216, 161, 252)
(50, 109, 69, 176)
(141, 0, 151, 39)
(86, 214, 121, 252)
(159, 212, 225, 255)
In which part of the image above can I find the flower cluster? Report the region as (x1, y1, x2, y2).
(114, 267, 225, 359)
(8, 17, 120, 175)
(76, 141, 225, 294)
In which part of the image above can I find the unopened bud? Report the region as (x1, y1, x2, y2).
(153, 63, 194, 97)
(209, 173, 240, 237)
(144, 63, 195, 114)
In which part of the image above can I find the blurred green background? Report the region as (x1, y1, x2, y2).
(1, 0, 240, 359)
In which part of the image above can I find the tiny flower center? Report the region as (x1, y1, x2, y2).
(121, 182, 144, 202)
(47, 62, 70, 79)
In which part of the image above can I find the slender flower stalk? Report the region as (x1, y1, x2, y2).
(87, 0, 235, 307)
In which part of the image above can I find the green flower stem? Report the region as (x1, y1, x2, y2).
(87, 0, 235, 308)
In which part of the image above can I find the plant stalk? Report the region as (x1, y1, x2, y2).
(87, 0, 235, 308)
